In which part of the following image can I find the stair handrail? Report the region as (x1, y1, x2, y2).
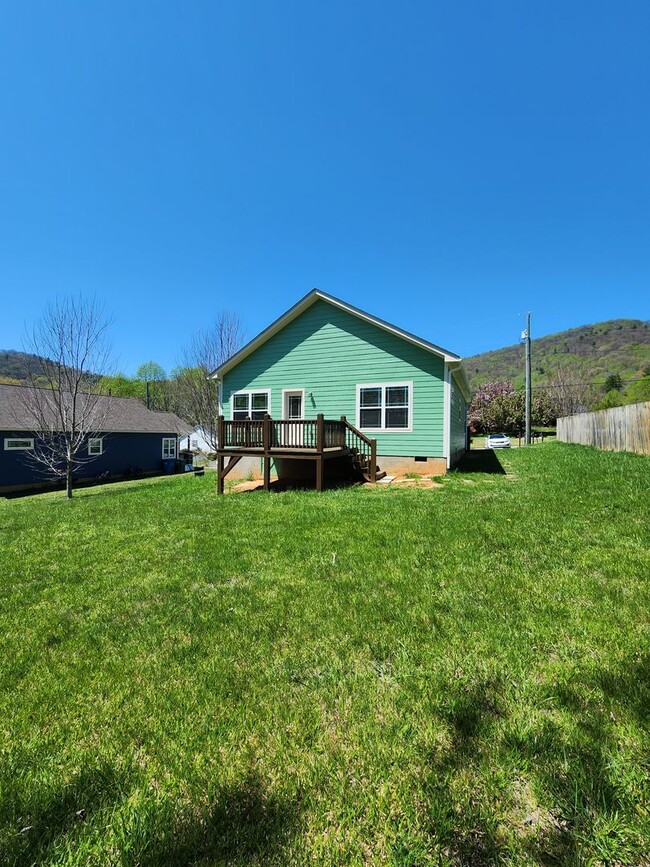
(342, 417, 372, 446)
(341, 417, 377, 482)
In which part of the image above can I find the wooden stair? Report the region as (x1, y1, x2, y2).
(349, 447, 387, 483)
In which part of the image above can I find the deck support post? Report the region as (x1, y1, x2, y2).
(262, 414, 271, 491)
(316, 456, 324, 492)
(217, 453, 224, 494)
(370, 438, 377, 483)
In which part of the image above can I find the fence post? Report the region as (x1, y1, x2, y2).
(316, 413, 324, 453)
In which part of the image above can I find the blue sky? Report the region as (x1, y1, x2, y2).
(1, 1, 648, 375)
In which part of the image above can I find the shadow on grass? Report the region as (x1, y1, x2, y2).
(0, 763, 128, 866)
(597, 651, 650, 730)
(140, 773, 303, 866)
(453, 450, 506, 475)
(419, 667, 649, 865)
(421, 676, 512, 864)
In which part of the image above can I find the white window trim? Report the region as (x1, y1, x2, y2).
(4, 437, 34, 450)
(88, 437, 104, 456)
(281, 388, 305, 420)
(162, 437, 177, 459)
(443, 364, 451, 469)
(230, 388, 272, 420)
(356, 381, 413, 433)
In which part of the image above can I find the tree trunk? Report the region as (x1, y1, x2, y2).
(66, 444, 73, 499)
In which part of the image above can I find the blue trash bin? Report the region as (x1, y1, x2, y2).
(162, 459, 175, 474)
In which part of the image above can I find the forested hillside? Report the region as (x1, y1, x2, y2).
(465, 319, 649, 392)
(0, 350, 52, 383)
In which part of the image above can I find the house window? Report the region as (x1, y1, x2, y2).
(162, 437, 177, 459)
(357, 383, 412, 431)
(232, 390, 270, 421)
(4, 438, 34, 450)
(88, 437, 103, 456)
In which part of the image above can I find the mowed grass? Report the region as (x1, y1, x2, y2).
(0, 444, 648, 866)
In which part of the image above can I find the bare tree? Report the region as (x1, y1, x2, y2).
(175, 312, 244, 451)
(545, 365, 597, 418)
(17, 297, 113, 498)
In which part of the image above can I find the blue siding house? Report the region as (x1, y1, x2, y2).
(0, 383, 188, 494)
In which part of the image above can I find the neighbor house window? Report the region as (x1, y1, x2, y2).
(162, 437, 177, 459)
(88, 437, 103, 456)
(232, 390, 270, 421)
(4, 438, 34, 450)
(357, 383, 412, 431)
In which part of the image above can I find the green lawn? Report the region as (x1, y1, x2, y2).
(1, 443, 649, 865)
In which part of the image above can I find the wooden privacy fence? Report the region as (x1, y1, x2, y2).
(557, 401, 650, 455)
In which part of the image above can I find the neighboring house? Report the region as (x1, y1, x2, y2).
(180, 426, 215, 454)
(0, 383, 188, 493)
(213, 289, 470, 487)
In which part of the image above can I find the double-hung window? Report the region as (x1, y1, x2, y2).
(162, 437, 177, 459)
(88, 437, 103, 456)
(357, 383, 412, 431)
(232, 390, 270, 420)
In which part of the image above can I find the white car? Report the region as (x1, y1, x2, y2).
(486, 433, 511, 449)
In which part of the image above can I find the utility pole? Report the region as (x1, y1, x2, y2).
(524, 312, 532, 445)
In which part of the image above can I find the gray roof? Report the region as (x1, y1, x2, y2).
(0, 383, 188, 434)
(213, 288, 464, 379)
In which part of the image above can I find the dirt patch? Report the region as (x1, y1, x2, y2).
(390, 478, 443, 488)
(227, 480, 266, 494)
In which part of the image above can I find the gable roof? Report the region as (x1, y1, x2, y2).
(213, 289, 463, 379)
(0, 383, 188, 434)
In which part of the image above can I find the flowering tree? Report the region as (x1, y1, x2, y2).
(469, 379, 556, 432)
(468, 380, 515, 432)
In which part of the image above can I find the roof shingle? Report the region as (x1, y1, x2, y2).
(0, 383, 188, 434)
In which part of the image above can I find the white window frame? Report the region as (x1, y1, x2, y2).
(162, 437, 177, 459)
(88, 437, 103, 456)
(356, 382, 413, 433)
(4, 437, 34, 450)
(230, 389, 271, 420)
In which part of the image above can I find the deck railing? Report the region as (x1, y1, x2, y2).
(217, 413, 376, 479)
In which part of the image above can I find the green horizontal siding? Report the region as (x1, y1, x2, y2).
(449, 373, 468, 465)
(222, 300, 445, 457)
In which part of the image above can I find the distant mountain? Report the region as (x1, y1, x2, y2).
(0, 350, 103, 386)
(464, 319, 650, 392)
(0, 350, 50, 383)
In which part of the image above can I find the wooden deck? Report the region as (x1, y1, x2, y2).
(216, 414, 382, 492)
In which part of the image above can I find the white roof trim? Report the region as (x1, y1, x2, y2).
(448, 362, 472, 402)
(213, 289, 462, 379)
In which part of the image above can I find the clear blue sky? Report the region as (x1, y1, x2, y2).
(1, 1, 648, 375)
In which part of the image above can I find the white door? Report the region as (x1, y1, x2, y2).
(283, 391, 304, 446)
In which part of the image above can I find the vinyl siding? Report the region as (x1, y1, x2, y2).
(0, 431, 179, 489)
(449, 372, 468, 465)
(221, 300, 445, 457)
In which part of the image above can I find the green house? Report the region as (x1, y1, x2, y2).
(214, 290, 470, 489)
